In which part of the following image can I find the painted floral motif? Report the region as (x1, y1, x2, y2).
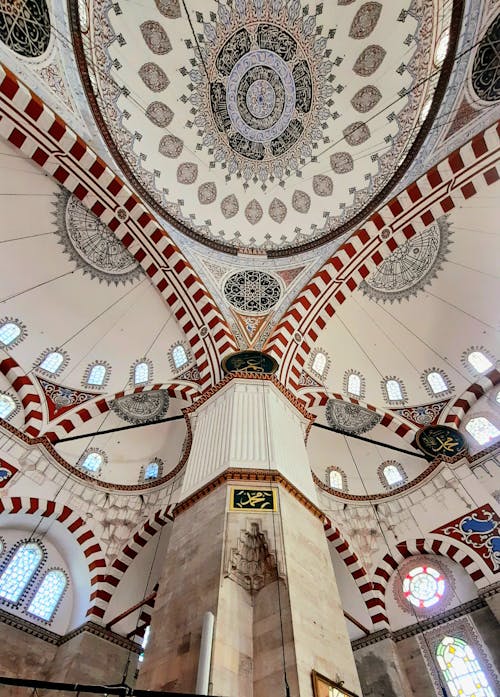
(140, 21, 171, 54)
(349, 2, 382, 39)
(111, 390, 170, 425)
(198, 182, 217, 204)
(268, 198, 287, 223)
(139, 63, 169, 92)
(312, 174, 333, 197)
(221, 194, 239, 218)
(326, 399, 381, 435)
(330, 152, 354, 174)
(154, 0, 181, 19)
(177, 162, 198, 184)
(145, 101, 174, 127)
(343, 122, 371, 146)
(292, 190, 311, 213)
(159, 134, 183, 158)
(245, 199, 263, 225)
(353, 45, 386, 76)
(351, 85, 382, 113)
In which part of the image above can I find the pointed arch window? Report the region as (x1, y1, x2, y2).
(39, 351, 64, 374)
(134, 361, 150, 385)
(436, 636, 494, 697)
(0, 321, 21, 346)
(87, 364, 107, 386)
(0, 394, 16, 420)
(27, 570, 67, 621)
(467, 351, 493, 374)
(465, 417, 500, 446)
(0, 543, 43, 603)
(171, 344, 188, 371)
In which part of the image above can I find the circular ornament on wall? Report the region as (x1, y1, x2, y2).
(392, 555, 454, 617)
(55, 189, 143, 286)
(110, 390, 170, 425)
(416, 424, 467, 459)
(223, 270, 281, 314)
(359, 216, 452, 302)
(325, 399, 381, 435)
(0, 0, 51, 58)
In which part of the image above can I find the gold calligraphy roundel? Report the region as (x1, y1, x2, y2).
(416, 425, 467, 459)
(221, 350, 278, 375)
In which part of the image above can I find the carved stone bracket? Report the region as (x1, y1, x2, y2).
(226, 520, 284, 594)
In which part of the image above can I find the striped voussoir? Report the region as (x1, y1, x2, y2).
(0, 497, 106, 620)
(300, 388, 418, 445)
(96, 507, 173, 620)
(264, 122, 500, 391)
(0, 64, 238, 389)
(42, 382, 200, 442)
(324, 517, 378, 629)
(444, 368, 500, 428)
(0, 352, 43, 436)
(370, 538, 488, 630)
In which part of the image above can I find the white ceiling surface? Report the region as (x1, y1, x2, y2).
(0, 139, 189, 397)
(310, 186, 500, 408)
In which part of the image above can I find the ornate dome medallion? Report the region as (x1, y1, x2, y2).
(73, 0, 459, 254)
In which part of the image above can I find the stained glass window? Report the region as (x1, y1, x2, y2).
(384, 464, 403, 486)
(312, 351, 327, 377)
(0, 322, 21, 346)
(80, 452, 103, 473)
(403, 566, 445, 608)
(386, 379, 403, 401)
(28, 570, 66, 621)
(329, 470, 343, 490)
(172, 345, 188, 370)
(427, 371, 448, 395)
(467, 351, 493, 374)
(144, 461, 159, 480)
(436, 636, 494, 697)
(0, 543, 42, 603)
(40, 351, 64, 374)
(465, 417, 500, 446)
(134, 362, 149, 385)
(347, 373, 361, 396)
(0, 394, 16, 419)
(88, 364, 106, 386)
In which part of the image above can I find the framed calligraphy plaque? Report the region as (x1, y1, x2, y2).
(221, 350, 278, 375)
(416, 425, 467, 459)
(230, 488, 277, 511)
(312, 670, 359, 697)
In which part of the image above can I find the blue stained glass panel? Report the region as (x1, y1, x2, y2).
(0, 543, 42, 602)
(28, 570, 66, 621)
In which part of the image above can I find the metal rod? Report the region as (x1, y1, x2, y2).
(312, 422, 428, 460)
(106, 591, 157, 630)
(343, 610, 370, 636)
(54, 414, 185, 443)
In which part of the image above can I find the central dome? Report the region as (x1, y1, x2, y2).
(75, 0, 456, 254)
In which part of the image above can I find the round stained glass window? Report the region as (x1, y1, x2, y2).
(403, 565, 445, 608)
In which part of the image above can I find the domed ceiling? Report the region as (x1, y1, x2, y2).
(73, 0, 456, 255)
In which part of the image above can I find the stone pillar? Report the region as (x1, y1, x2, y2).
(354, 636, 414, 697)
(137, 377, 361, 697)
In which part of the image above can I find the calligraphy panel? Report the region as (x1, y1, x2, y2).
(230, 488, 277, 512)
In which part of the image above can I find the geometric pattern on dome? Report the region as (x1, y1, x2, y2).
(54, 188, 143, 286)
(472, 14, 500, 103)
(359, 216, 452, 302)
(110, 390, 170, 425)
(223, 270, 281, 314)
(325, 399, 381, 435)
(0, 0, 51, 58)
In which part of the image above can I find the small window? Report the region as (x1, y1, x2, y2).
(39, 351, 64, 374)
(27, 570, 67, 621)
(347, 373, 361, 396)
(79, 451, 103, 473)
(434, 29, 449, 67)
(311, 351, 327, 377)
(171, 344, 188, 371)
(0, 322, 21, 346)
(0, 543, 43, 603)
(465, 417, 500, 446)
(403, 565, 445, 608)
(384, 464, 403, 486)
(467, 351, 493, 374)
(386, 379, 403, 402)
(426, 371, 448, 395)
(87, 364, 107, 386)
(144, 462, 159, 480)
(134, 362, 149, 385)
(436, 637, 494, 697)
(329, 470, 343, 490)
(139, 625, 151, 663)
(0, 394, 16, 420)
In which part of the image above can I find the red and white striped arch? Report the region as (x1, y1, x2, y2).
(369, 537, 488, 630)
(42, 381, 200, 443)
(0, 496, 107, 620)
(0, 352, 43, 436)
(265, 123, 500, 392)
(443, 368, 500, 428)
(0, 65, 238, 389)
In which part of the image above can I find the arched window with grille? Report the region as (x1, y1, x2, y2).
(436, 636, 494, 697)
(465, 417, 500, 446)
(0, 542, 43, 603)
(27, 569, 67, 622)
(426, 371, 448, 395)
(78, 450, 105, 475)
(0, 393, 17, 420)
(347, 373, 361, 396)
(384, 464, 403, 486)
(467, 351, 493, 374)
(87, 363, 107, 386)
(38, 350, 67, 375)
(378, 461, 406, 489)
(0, 320, 22, 347)
(385, 379, 403, 402)
(310, 349, 330, 379)
(171, 344, 188, 371)
(134, 361, 150, 385)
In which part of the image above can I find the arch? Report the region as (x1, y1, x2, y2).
(443, 368, 500, 428)
(262, 122, 500, 390)
(370, 538, 487, 630)
(0, 497, 107, 621)
(0, 65, 237, 389)
(0, 352, 43, 436)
